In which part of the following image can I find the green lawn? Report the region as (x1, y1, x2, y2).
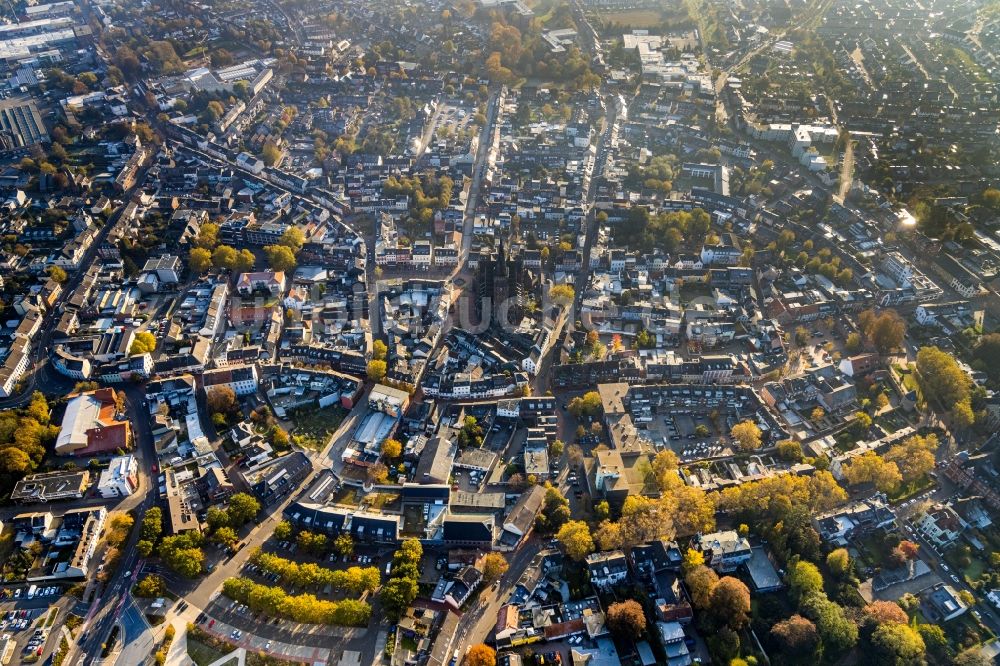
(889, 476, 935, 502)
(289, 406, 347, 450)
(963, 558, 987, 584)
(597, 8, 665, 28)
(186, 638, 227, 666)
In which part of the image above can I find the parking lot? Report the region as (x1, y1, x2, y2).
(647, 405, 743, 461)
(0, 585, 67, 663)
(430, 103, 479, 143)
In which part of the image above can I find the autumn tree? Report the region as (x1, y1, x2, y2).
(870, 623, 925, 665)
(606, 600, 647, 640)
(235, 248, 256, 273)
(279, 227, 305, 253)
(482, 553, 509, 583)
(858, 309, 906, 355)
(207, 386, 239, 419)
(771, 614, 820, 657)
(381, 438, 402, 459)
(212, 245, 238, 270)
(134, 574, 166, 598)
(333, 533, 354, 557)
(618, 495, 674, 548)
(264, 244, 297, 272)
(842, 451, 901, 493)
(593, 520, 623, 551)
(776, 439, 804, 462)
(47, 265, 67, 283)
(464, 644, 496, 666)
(548, 284, 575, 307)
(261, 141, 281, 166)
(916, 346, 972, 415)
(556, 520, 594, 561)
(730, 420, 762, 451)
(567, 391, 603, 419)
(681, 548, 705, 574)
(684, 565, 719, 609)
(367, 360, 387, 382)
(189, 247, 212, 273)
(863, 600, 909, 627)
(130, 331, 157, 355)
(884, 434, 937, 482)
(897, 540, 919, 560)
(710, 577, 751, 630)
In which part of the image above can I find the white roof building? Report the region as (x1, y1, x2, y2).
(97, 454, 139, 498)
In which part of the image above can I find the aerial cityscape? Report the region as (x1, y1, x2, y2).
(0, 0, 997, 664)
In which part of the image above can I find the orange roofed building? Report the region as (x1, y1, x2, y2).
(55, 388, 131, 456)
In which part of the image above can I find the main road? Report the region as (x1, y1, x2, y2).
(70, 386, 160, 665)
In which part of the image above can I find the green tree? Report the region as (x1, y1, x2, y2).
(826, 548, 851, 577)
(211, 526, 239, 548)
(159, 533, 205, 578)
(227, 493, 261, 525)
(134, 574, 165, 598)
(380, 576, 418, 621)
(800, 592, 858, 653)
(274, 520, 293, 541)
(142, 507, 163, 542)
(789, 561, 825, 602)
